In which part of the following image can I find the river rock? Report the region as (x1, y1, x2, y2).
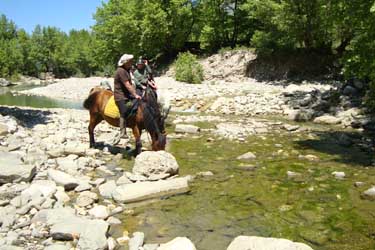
(76, 191, 98, 207)
(63, 141, 87, 156)
(237, 152, 256, 161)
(157, 237, 196, 250)
(112, 176, 190, 203)
(32, 207, 76, 225)
(50, 217, 109, 250)
(313, 115, 341, 125)
(175, 124, 200, 134)
(129, 232, 145, 250)
(133, 151, 179, 180)
(0, 78, 13, 87)
(0, 123, 9, 136)
(21, 180, 57, 200)
(47, 169, 79, 191)
(0, 152, 36, 184)
(332, 171, 345, 180)
(89, 205, 110, 220)
(226, 236, 314, 250)
(362, 187, 375, 200)
(99, 180, 117, 198)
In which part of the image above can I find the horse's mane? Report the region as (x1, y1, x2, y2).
(141, 87, 164, 135)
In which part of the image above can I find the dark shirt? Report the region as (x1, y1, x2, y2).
(114, 67, 131, 101)
(133, 65, 152, 89)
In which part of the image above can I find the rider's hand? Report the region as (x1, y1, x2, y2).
(135, 94, 142, 100)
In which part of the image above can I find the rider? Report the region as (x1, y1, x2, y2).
(114, 54, 141, 140)
(133, 57, 157, 95)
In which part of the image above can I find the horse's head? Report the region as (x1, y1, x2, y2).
(142, 87, 170, 151)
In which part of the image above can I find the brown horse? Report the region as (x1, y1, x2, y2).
(83, 86, 168, 155)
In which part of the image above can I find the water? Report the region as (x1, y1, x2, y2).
(119, 125, 375, 250)
(0, 85, 82, 109)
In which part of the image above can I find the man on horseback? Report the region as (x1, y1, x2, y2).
(114, 54, 141, 140)
(133, 57, 157, 95)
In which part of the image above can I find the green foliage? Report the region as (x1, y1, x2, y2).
(174, 52, 204, 84)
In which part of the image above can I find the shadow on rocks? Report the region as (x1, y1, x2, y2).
(94, 142, 136, 159)
(0, 106, 53, 128)
(294, 130, 375, 166)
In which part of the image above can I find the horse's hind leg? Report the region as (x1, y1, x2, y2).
(132, 126, 142, 155)
(88, 114, 103, 148)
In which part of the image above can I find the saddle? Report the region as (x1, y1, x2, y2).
(104, 96, 139, 119)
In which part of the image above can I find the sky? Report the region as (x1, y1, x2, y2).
(0, 0, 108, 33)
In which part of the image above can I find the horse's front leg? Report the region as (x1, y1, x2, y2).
(132, 126, 142, 155)
(88, 114, 102, 148)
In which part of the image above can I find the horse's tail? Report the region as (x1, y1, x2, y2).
(83, 88, 101, 110)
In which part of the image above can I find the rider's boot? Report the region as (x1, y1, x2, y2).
(119, 117, 128, 139)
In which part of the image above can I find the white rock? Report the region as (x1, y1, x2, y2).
(175, 124, 200, 134)
(313, 115, 341, 125)
(89, 205, 110, 220)
(0, 152, 36, 184)
(112, 176, 190, 203)
(227, 236, 314, 250)
(332, 171, 345, 180)
(157, 237, 196, 250)
(133, 151, 179, 180)
(129, 232, 145, 250)
(47, 169, 79, 191)
(237, 152, 256, 161)
(99, 180, 117, 198)
(363, 186, 375, 200)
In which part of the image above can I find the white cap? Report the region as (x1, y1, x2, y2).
(117, 54, 134, 66)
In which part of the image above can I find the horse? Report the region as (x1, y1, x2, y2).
(83, 86, 169, 155)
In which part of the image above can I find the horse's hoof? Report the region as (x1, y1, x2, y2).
(90, 143, 96, 148)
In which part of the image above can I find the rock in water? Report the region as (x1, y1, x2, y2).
(112, 176, 190, 203)
(133, 151, 179, 180)
(157, 237, 196, 250)
(0, 152, 36, 184)
(362, 187, 375, 200)
(175, 124, 200, 134)
(226, 236, 314, 250)
(236, 152, 256, 161)
(129, 232, 145, 250)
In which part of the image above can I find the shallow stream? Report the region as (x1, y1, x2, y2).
(119, 124, 375, 250)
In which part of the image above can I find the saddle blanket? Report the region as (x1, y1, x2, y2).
(104, 96, 120, 119)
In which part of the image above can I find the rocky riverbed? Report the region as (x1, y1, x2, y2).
(1, 50, 375, 250)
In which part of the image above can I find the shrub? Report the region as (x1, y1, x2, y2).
(174, 52, 204, 84)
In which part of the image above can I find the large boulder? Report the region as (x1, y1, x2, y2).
(133, 151, 179, 180)
(0, 152, 36, 184)
(226, 236, 314, 250)
(112, 176, 190, 203)
(157, 237, 196, 250)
